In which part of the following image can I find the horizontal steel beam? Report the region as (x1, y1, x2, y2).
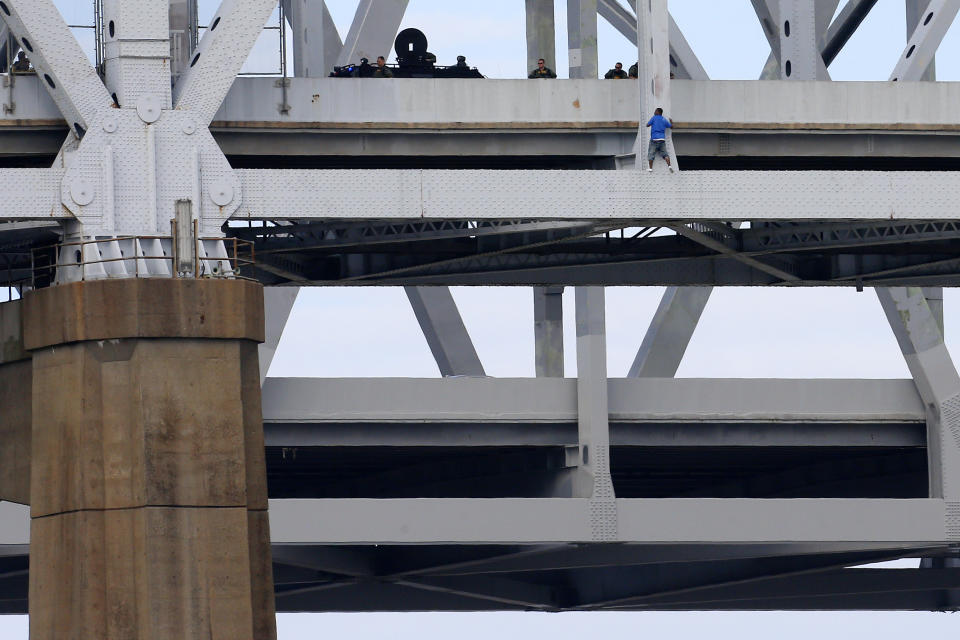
(7, 77, 960, 132)
(235, 169, 960, 221)
(268, 498, 948, 544)
(263, 421, 925, 448)
(262, 378, 924, 424)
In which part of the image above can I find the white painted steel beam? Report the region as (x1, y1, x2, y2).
(268, 498, 949, 544)
(634, 0, 676, 168)
(0, 168, 68, 220)
(534, 287, 564, 377)
(815, 0, 843, 50)
(628, 286, 711, 377)
(405, 286, 485, 377)
(234, 169, 960, 222)
(282, 0, 342, 77)
(101, 0, 171, 106)
(574, 287, 615, 520)
(260, 378, 925, 425)
(890, 0, 960, 82)
(0, 0, 112, 134)
(778, 0, 831, 80)
(336, 0, 409, 67)
(752, 0, 782, 78)
(906, 0, 937, 80)
(2, 498, 945, 546)
(173, 0, 278, 125)
(877, 287, 960, 507)
(526, 0, 557, 74)
(567, 0, 599, 79)
(260, 286, 300, 384)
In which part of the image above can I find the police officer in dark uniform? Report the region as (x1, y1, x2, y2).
(605, 62, 628, 79)
(373, 56, 394, 78)
(528, 58, 557, 78)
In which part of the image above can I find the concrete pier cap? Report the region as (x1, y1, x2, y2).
(16, 277, 276, 640)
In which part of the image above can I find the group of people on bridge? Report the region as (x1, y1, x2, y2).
(528, 60, 644, 79)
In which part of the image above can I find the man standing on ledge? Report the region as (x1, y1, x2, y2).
(646, 107, 674, 173)
(529, 58, 557, 78)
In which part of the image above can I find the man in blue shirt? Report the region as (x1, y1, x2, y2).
(645, 107, 674, 172)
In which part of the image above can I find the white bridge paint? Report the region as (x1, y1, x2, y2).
(4, 77, 960, 130)
(261, 377, 926, 424)
(234, 168, 960, 222)
(0, 498, 945, 546)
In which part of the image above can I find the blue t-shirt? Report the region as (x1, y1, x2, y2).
(647, 114, 672, 140)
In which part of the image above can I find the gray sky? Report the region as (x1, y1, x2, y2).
(5, 1, 960, 637)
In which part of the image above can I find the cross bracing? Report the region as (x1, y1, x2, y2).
(2, 0, 960, 624)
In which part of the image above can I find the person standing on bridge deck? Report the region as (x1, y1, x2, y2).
(628, 61, 638, 79)
(528, 58, 557, 79)
(373, 56, 394, 78)
(646, 107, 674, 173)
(605, 62, 628, 79)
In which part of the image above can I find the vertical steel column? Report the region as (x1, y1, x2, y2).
(575, 287, 616, 539)
(526, 0, 557, 74)
(877, 288, 960, 512)
(907, 0, 937, 80)
(778, 0, 828, 79)
(534, 286, 564, 377)
(102, 0, 172, 106)
(282, 0, 343, 77)
(567, 0, 598, 78)
(635, 0, 676, 168)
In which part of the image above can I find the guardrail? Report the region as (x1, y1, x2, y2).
(30, 235, 255, 288)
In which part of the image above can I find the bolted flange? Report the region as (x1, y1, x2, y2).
(136, 94, 163, 124)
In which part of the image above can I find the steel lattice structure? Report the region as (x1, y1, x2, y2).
(1, 0, 960, 619)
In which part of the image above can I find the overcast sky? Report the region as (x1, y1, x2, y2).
(4, 1, 960, 637)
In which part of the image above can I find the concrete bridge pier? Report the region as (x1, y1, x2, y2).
(10, 278, 275, 640)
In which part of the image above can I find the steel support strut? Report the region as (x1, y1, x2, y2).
(405, 286, 485, 377)
(282, 0, 343, 78)
(173, 0, 279, 126)
(336, 0, 409, 67)
(876, 287, 960, 521)
(574, 287, 617, 541)
(891, 0, 960, 82)
(634, 0, 676, 168)
(567, 0, 598, 79)
(0, 0, 112, 135)
(534, 286, 564, 377)
(260, 286, 300, 384)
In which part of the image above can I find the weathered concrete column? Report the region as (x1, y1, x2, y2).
(0, 300, 30, 506)
(23, 279, 276, 640)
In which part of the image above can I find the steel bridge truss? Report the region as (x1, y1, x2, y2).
(1, 0, 960, 617)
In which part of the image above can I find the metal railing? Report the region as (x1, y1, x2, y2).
(30, 235, 255, 289)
